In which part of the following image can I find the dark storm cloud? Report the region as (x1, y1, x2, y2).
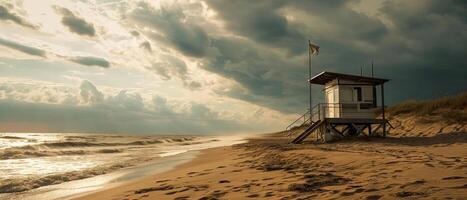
(205, 1, 307, 55)
(203, 36, 307, 113)
(128, 1, 466, 114)
(54, 6, 96, 37)
(0, 37, 46, 57)
(204, 0, 466, 112)
(130, 2, 209, 57)
(372, 0, 467, 101)
(0, 4, 37, 29)
(69, 56, 110, 68)
(205, 0, 387, 56)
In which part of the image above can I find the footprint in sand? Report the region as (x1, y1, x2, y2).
(365, 195, 382, 200)
(395, 191, 424, 198)
(195, 172, 210, 176)
(425, 163, 435, 167)
(340, 188, 365, 196)
(199, 190, 227, 200)
(134, 185, 175, 194)
(186, 184, 209, 191)
(442, 176, 465, 180)
(165, 188, 190, 195)
(246, 194, 260, 198)
(264, 191, 274, 197)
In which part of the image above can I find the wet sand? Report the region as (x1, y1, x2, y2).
(74, 133, 467, 200)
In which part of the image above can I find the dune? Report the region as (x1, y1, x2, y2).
(74, 93, 466, 200)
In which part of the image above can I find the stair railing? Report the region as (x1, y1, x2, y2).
(285, 104, 323, 136)
(285, 109, 311, 132)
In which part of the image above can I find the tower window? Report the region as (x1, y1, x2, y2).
(353, 87, 362, 102)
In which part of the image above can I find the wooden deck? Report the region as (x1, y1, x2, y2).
(324, 118, 386, 124)
(291, 117, 391, 143)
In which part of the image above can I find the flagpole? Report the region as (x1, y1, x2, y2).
(308, 40, 312, 121)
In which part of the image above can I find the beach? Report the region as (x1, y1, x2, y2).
(74, 133, 467, 200)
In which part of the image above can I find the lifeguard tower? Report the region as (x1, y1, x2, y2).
(286, 71, 390, 143)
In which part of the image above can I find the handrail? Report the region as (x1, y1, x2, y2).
(285, 110, 310, 131)
(285, 104, 321, 132)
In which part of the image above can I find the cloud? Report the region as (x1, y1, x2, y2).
(148, 54, 187, 80)
(79, 80, 104, 104)
(69, 56, 110, 68)
(0, 80, 79, 105)
(108, 90, 144, 111)
(205, 1, 307, 55)
(130, 30, 140, 37)
(0, 37, 46, 57)
(152, 95, 173, 115)
(148, 54, 203, 90)
(0, 4, 37, 29)
(130, 2, 209, 57)
(54, 6, 96, 37)
(198, 0, 466, 113)
(0, 80, 262, 134)
(140, 41, 152, 52)
(184, 81, 202, 90)
(190, 103, 217, 119)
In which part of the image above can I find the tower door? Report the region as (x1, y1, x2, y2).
(325, 88, 338, 118)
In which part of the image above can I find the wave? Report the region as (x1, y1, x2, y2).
(0, 136, 197, 160)
(0, 136, 29, 140)
(0, 147, 124, 160)
(44, 136, 196, 147)
(0, 156, 147, 193)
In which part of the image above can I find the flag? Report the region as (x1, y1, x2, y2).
(309, 42, 319, 55)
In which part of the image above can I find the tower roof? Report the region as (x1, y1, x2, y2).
(309, 71, 389, 85)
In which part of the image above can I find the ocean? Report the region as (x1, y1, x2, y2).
(0, 133, 246, 200)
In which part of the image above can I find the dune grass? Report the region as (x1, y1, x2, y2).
(387, 92, 467, 116)
(386, 92, 467, 123)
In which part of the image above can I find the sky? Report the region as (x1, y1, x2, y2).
(0, 0, 466, 134)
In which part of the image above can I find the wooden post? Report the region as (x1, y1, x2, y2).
(381, 83, 386, 137)
(372, 86, 377, 107)
(318, 104, 320, 121)
(308, 41, 312, 120)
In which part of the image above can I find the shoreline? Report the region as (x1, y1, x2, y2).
(0, 134, 249, 200)
(72, 146, 248, 200)
(2, 150, 201, 200)
(74, 134, 467, 200)
(66, 150, 202, 200)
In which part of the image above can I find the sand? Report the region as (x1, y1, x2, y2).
(73, 133, 467, 200)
